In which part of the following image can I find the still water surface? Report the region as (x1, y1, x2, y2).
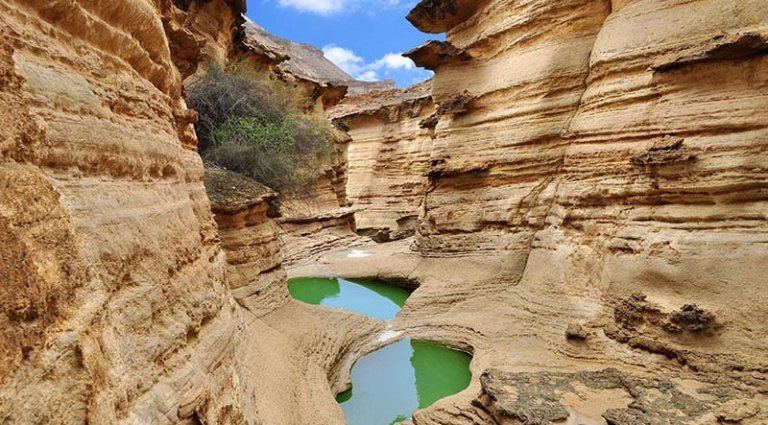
(288, 277, 410, 321)
(287, 277, 472, 425)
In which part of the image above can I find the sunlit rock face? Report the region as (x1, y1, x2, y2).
(411, 0, 612, 258)
(558, 0, 768, 372)
(205, 168, 290, 317)
(404, 0, 768, 379)
(2, 0, 767, 423)
(313, 1, 768, 423)
(329, 82, 435, 242)
(0, 1, 256, 422)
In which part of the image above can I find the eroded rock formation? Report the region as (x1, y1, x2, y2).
(205, 168, 289, 316)
(0, 0, 244, 421)
(276, 171, 362, 266)
(329, 82, 435, 241)
(2, 0, 768, 424)
(316, 0, 768, 423)
(0, 1, 375, 424)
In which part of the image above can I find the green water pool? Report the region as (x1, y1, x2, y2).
(288, 277, 411, 321)
(287, 277, 473, 425)
(338, 338, 472, 425)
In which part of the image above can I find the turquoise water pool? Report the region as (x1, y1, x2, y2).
(288, 276, 472, 425)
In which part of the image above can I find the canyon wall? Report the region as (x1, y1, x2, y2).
(403, 0, 768, 374)
(321, 0, 768, 423)
(0, 0, 257, 422)
(2, 0, 767, 424)
(277, 174, 361, 265)
(330, 82, 435, 241)
(0, 2, 370, 424)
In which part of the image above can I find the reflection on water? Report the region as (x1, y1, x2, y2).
(411, 340, 472, 408)
(287, 276, 472, 424)
(340, 339, 472, 425)
(288, 277, 410, 320)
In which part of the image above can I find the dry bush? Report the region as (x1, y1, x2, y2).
(186, 65, 332, 193)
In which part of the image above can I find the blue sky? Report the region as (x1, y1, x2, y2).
(245, 0, 440, 87)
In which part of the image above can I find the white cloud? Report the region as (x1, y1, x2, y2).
(277, 0, 344, 15)
(277, 0, 403, 16)
(322, 45, 366, 75)
(370, 53, 415, 71)
(356, 70, 380, 81)
(322, 45, 425, 84)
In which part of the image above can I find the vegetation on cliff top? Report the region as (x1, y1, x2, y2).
(187, 65, 333, 193)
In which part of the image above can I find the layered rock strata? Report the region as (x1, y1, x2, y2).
(162, 0, 246, 76)
(0, 2, 377, 424)
(3, 0, 768, 424)
(200, 168, 385, 425)
(329, 82, 435, 241)
(318, 0, 768, 423)
(0, 0, 243, 421)
(404, 0, 768, 376)
(204, 168, 289, 316)
(235, 20, 382, 264)
(277, 172, 365, 266)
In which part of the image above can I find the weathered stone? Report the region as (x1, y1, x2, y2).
(566, 323, 589, 340)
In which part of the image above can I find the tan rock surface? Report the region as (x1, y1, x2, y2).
(405, 0, 768, 379)
(0, 1, 232, 421)
(329, 82, 435, 241)
(3, 0, 768, 424)
(316, 0, 768, 423)
(277, 173, 369, 266)
(0, 2, 374, 424)
(205, 168, 289, 316)
(162, 0, 246, 76)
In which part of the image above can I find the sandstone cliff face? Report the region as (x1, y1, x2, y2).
(277, 176, 362, 266)
(234, 20, 381, 265)
(240, 19, 392, 114)
(242, 19, 393, 94)
(556, 0, 768, 373)
(205, 168, 289, 316)
(0, 0, 249, 422)
(202, 168, 381, 425)
(3, 0, 768, 423)
(0, 2, 373, 424)
(405, 0, 768, 373)
(330, 82, 435, 241)
(319, 0, 768, 423)
(163, 0, 245, 76)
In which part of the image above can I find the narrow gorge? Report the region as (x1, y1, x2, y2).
(1, 1, 767, 424)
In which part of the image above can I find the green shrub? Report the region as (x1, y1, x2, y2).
(186, 65, 332, 193)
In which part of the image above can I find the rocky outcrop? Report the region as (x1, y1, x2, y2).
(0, 2, 375, 424)
(235, 21, 395, 261)
(277, 172, 365, 266)
(313, 0, 768, 423)
(201, 167, 383, 425)
(162, 0, 246, 76)
(241, 19, 393, 112)
(474, 367, 764, 425)
(205, 168, 289, 316)
(329, 82, 435, 241)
